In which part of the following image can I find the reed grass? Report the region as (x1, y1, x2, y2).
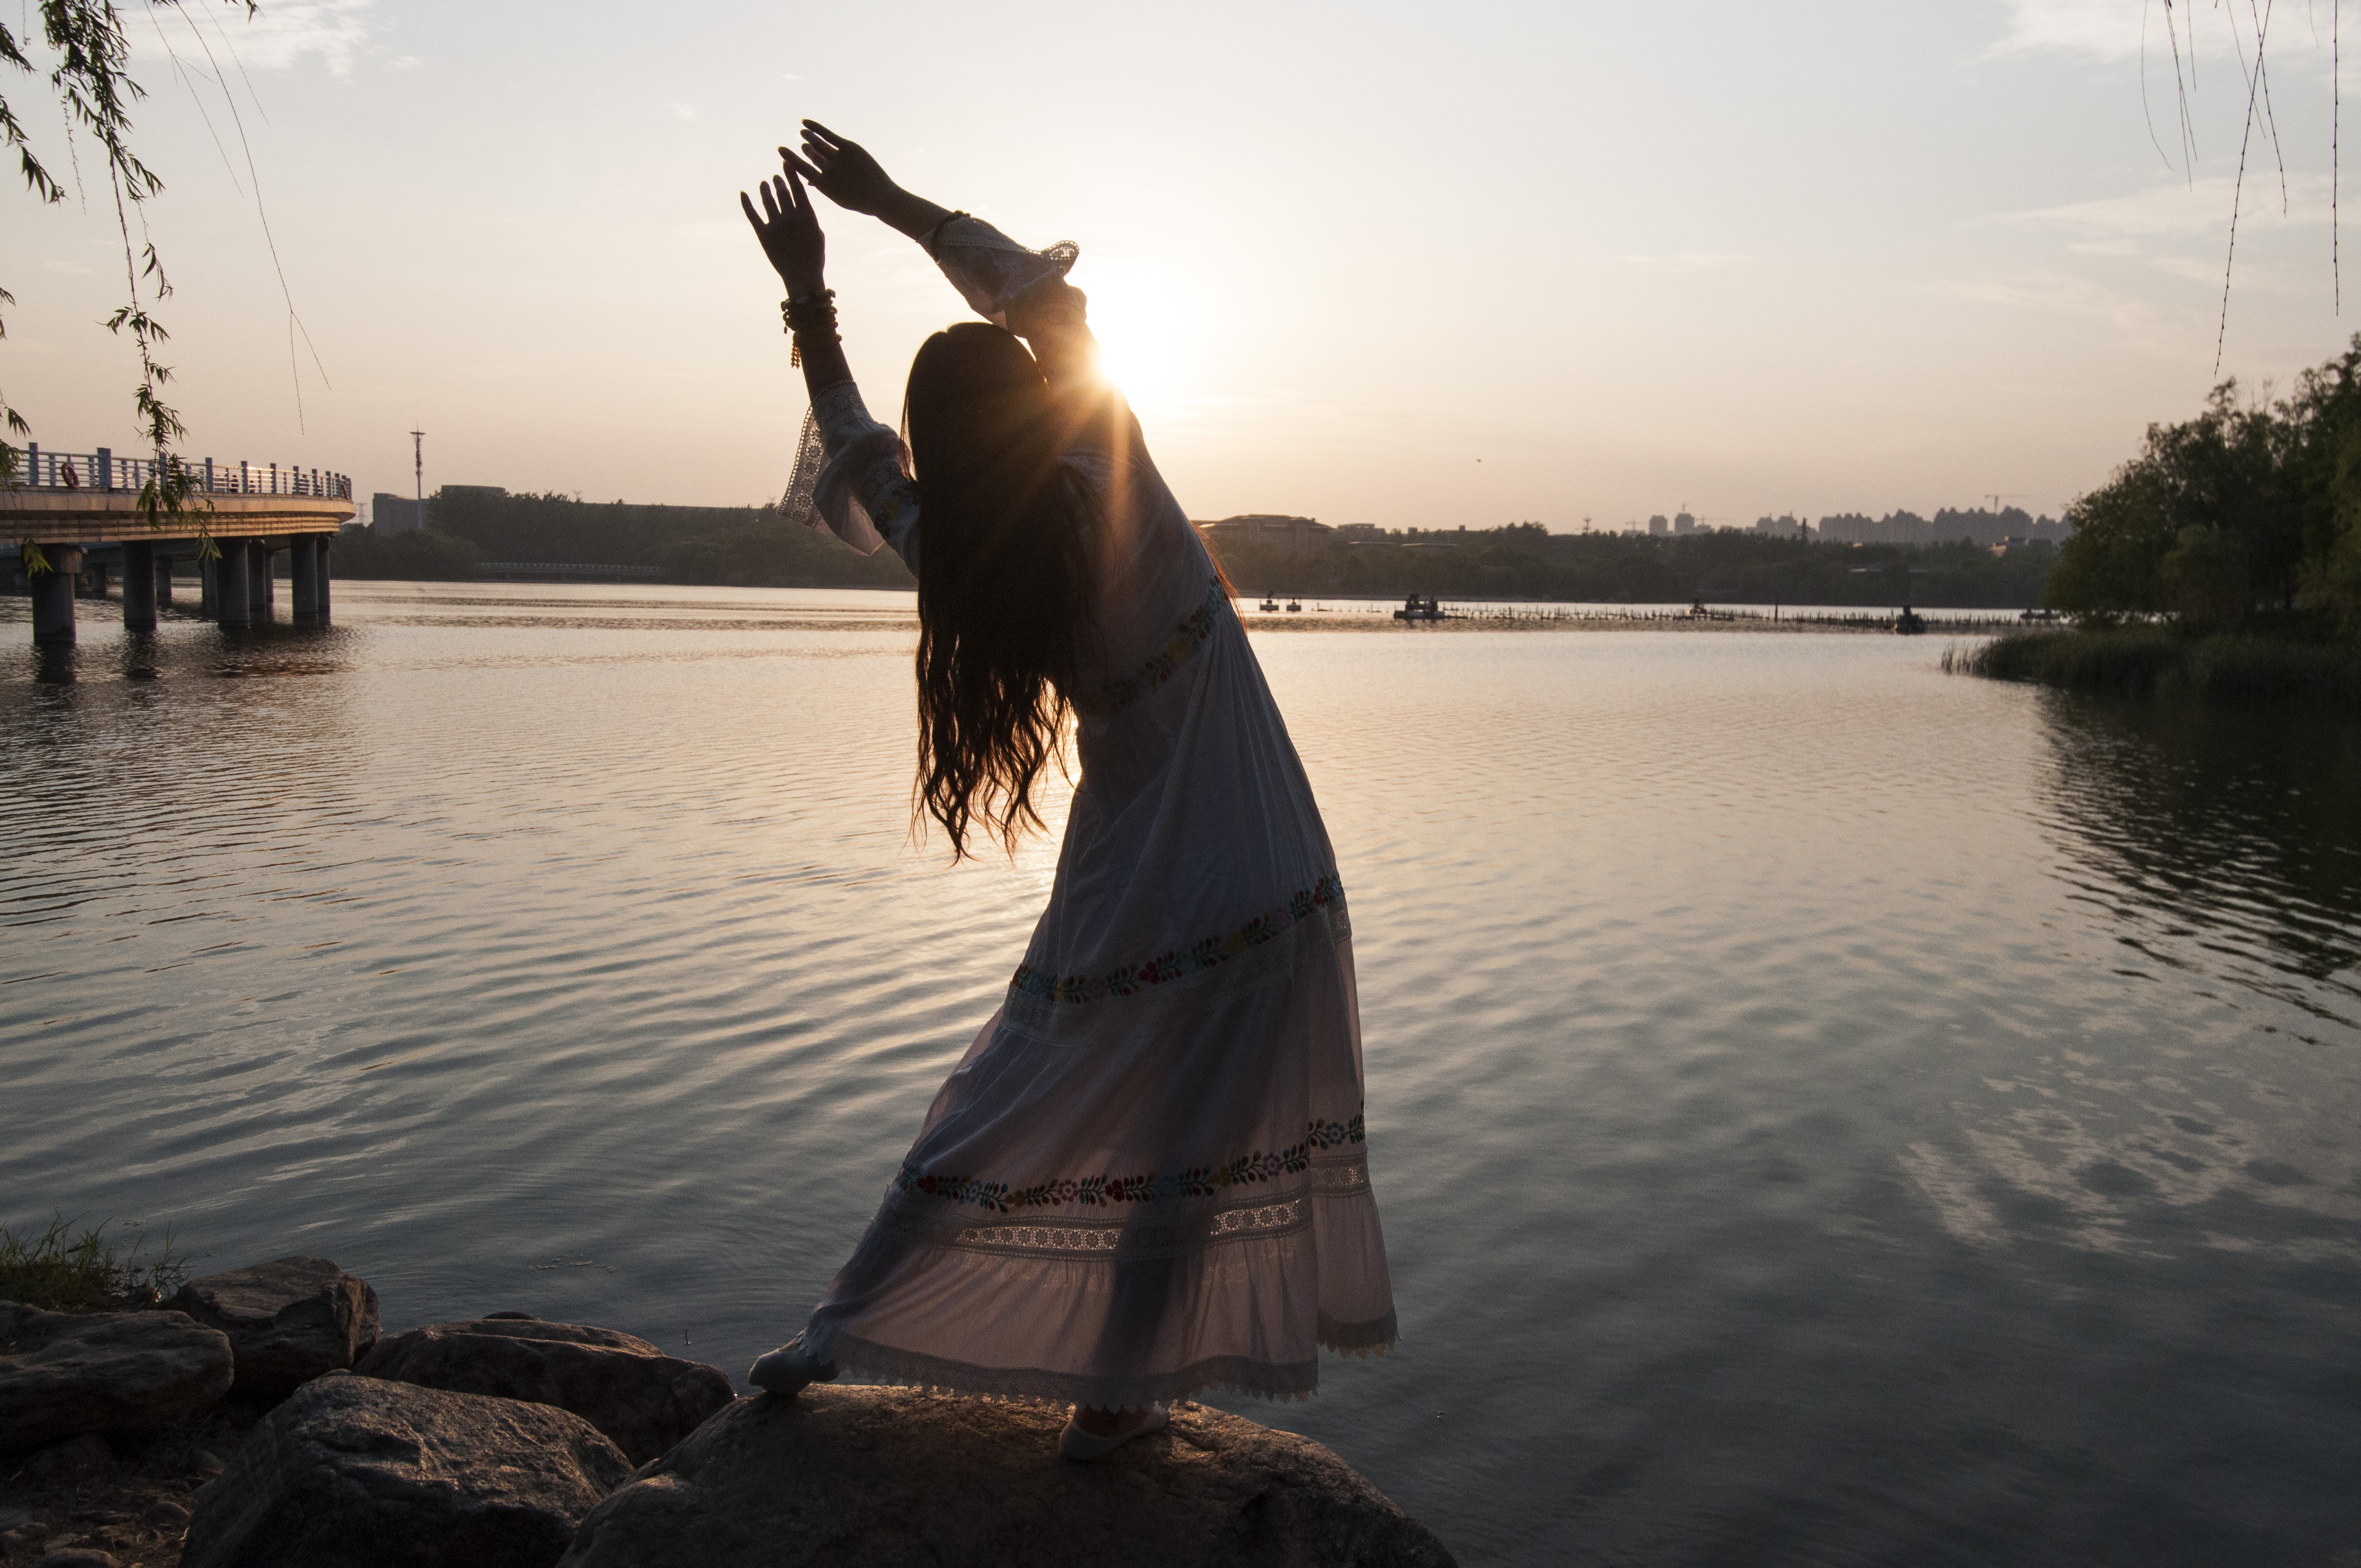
(1946, 628, 2361, 707)
(0, 1215, 188, 1313)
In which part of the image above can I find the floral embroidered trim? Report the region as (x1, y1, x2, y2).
(1081, 576, 1223, 713)
(1011, 871, 1344, 1006)
(939, 1201, 1304, 1256)
(894, 1114, 1366, 1216)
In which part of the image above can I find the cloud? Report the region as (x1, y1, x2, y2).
(1995, 174, 2331, 239)
(1921, 270, 2182, 340)
(146, 0, 373, 78)
(1989, 0, 2152, 62)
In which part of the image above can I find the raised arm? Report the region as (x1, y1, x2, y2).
(741, 160, 919, 566)
(789, 123, 1079, 330)
(739, 165, 850, 405)
(787, 122, 955, 246)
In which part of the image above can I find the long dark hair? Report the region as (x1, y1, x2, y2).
(905, 322, 1095, 860)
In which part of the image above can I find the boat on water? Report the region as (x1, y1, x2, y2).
(1393, 594, 1446, 622)
(1895, 608, 1928, 635)
(1258, 596, 1280, 612)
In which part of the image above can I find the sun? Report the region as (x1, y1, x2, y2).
(1075, 264, 1190, 409)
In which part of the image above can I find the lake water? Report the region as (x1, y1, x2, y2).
(5, 584, 2358, 1566)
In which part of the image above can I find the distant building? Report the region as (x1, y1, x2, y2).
(1195, 514, 1334, 554)
(371, 484, 508, 535)
(1647, 514, 1668, 536)
(1331, 523, 1388, 543)
(371, 492, 425, 534)
(1674, 511, 1696, 534)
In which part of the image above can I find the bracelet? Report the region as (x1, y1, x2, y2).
(781, 289, 839, 367)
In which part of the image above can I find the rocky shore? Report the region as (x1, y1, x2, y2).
(2, 1255, 1454, 1566)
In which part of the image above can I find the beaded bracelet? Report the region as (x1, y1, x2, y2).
(781, 289, 839, 367)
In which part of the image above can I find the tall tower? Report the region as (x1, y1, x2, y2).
(410, 428, 425, 532)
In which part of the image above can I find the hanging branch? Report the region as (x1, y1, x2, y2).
(2214, 0, 2281, 373)
(0, 0, 254, 557)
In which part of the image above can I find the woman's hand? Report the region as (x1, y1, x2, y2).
(789, 121, 900, 217)
(739, 164, 826, 296)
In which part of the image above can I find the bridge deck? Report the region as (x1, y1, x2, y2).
(1, 491, 353, 547)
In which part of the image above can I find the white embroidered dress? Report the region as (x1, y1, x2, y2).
(788, 218, 1395, 1409)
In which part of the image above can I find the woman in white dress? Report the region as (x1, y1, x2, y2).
(739, 124, 1395, 1460)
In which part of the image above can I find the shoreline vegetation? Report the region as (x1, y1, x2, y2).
(336, 490, 2058, 606)
(1946, 623, 2361, 707)
(1969, 339, 2361, 706)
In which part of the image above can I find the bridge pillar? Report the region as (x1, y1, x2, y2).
(246, 537, 274, 624)
(199, 552, 219, 617)
(317, 538, 333, 622)
(291, 535, 321, 624)
(31, 547, 80, 645)
(156, 552, 175, 608)
(216, 537, 251, 628)
(122, 540, 157, 631)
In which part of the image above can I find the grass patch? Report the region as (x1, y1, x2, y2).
(1946, 628, 2361, 707)
(0, 1216, 188, 1314)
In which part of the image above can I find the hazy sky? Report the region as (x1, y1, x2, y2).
(8, 0, 2361, 530)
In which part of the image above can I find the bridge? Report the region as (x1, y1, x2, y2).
(4, 445, 355, 644)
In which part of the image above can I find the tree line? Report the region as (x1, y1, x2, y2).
(334, 488, 913, 589)
(1210, 525, 2056, 608)
(2052, 339, 2361, 633)
(335, 487, 2065, 606)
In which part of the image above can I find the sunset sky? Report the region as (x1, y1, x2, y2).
(8, 0, 2361, 530)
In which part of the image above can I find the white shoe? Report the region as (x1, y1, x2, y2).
(1058, 1405, 1168, 1461)
(747, 1335, 837, 1398)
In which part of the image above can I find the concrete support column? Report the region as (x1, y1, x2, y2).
(31, 547, 80, 645)
(156, 554, 175, 607)
(216, 537, 251, 628)
(121, 540, 157, 631)
(246, 538, 274, 624)
(199, 553, 219, 616)
(122, 543, 158, 633)
(317, 538, 333, 622)
(290, 536, 321, 624)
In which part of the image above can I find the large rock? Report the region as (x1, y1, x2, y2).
(558, 1387, 1457, 1567)
(181, 1370, 631, 1568)
(168, 1256, 380, 1398)
(0, 1302, 233, 1453)
(355, 1316, 732, 1466)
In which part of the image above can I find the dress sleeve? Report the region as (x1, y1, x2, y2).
(926, 216, 1078, 326)
(784, 380, 922, 574)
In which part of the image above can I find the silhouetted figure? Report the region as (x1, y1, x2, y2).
(739, 124, 1394, 1460)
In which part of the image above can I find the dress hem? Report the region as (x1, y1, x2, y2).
(815, 1319, 1399, 1413)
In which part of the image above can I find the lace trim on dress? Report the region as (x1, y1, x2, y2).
(871, 1192, 1316, 1263)
(814, 1335, 1322, 1412)
(1073, 575, 1225, 717)
(927, 216, 1080, 323)
(1011, 872, 1345, 1006)
(891, 1120, 1367, 1217)
(999, 894, 1351, 1043)
(783, 380, 921, 568)
(1318, 1309, 1400, 1359)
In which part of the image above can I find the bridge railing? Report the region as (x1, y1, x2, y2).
(14, 444, 352, 502)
